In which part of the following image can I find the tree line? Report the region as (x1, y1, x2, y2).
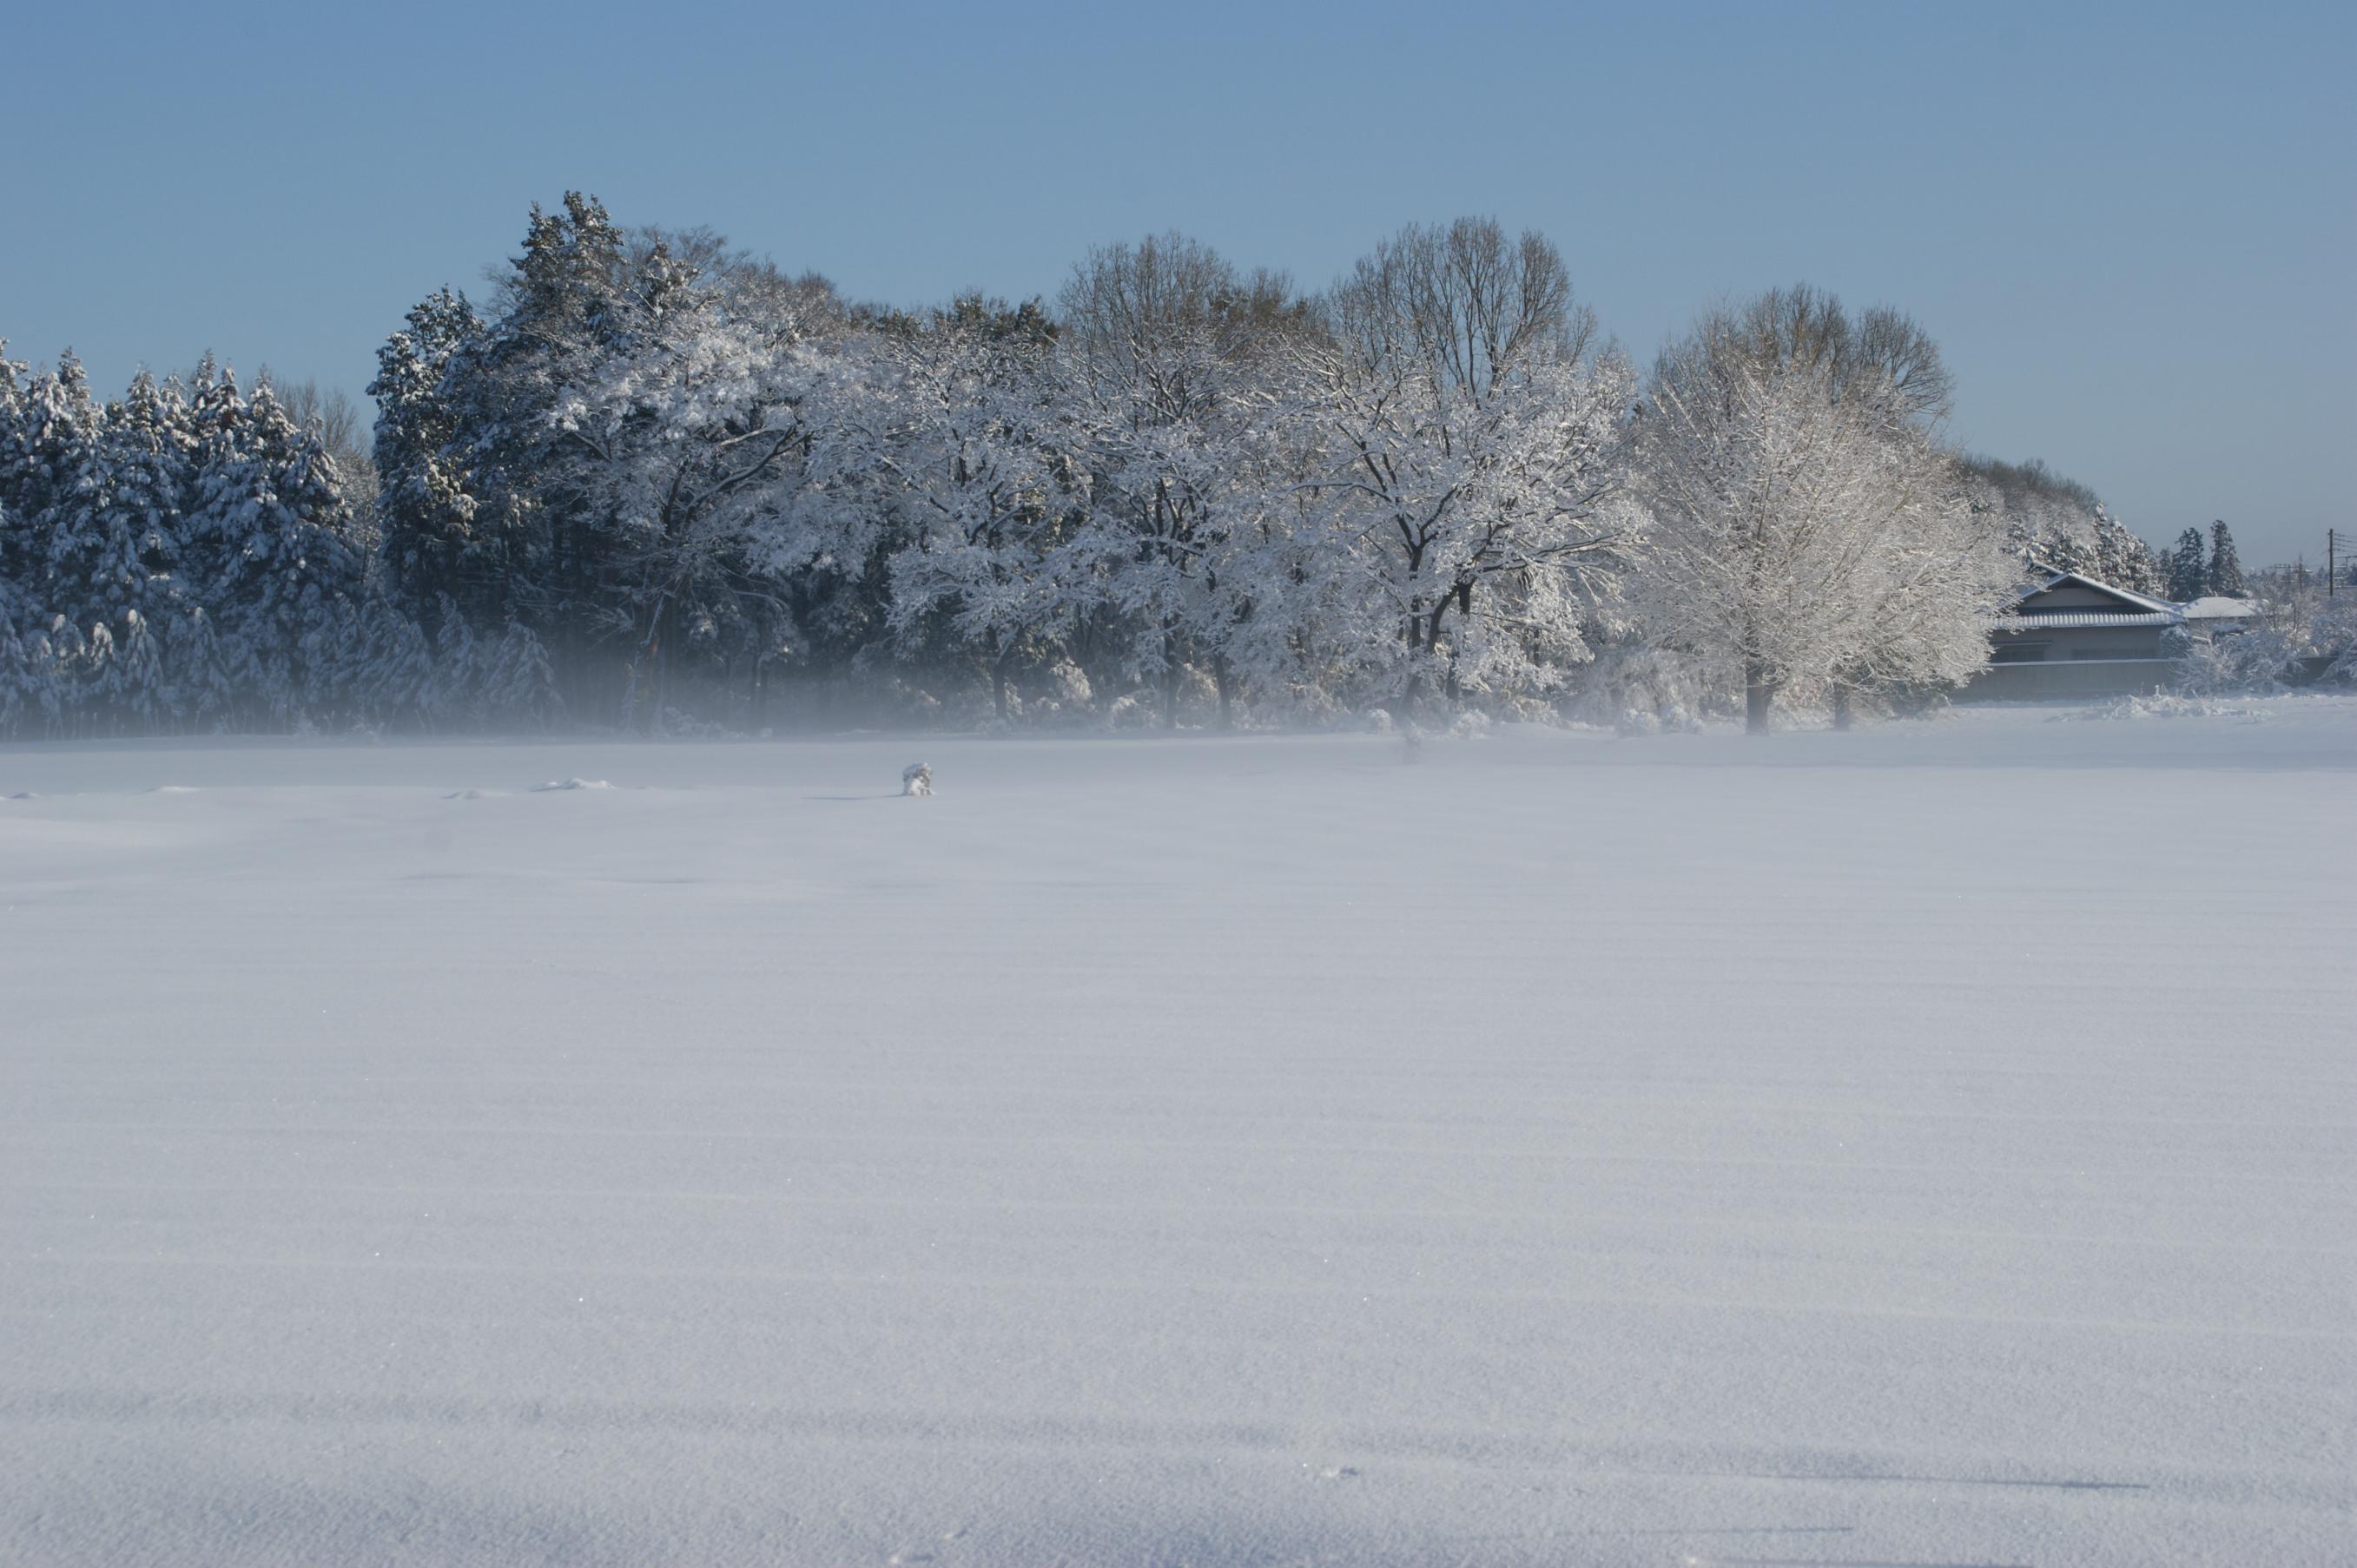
(3, 194, 2184, 739)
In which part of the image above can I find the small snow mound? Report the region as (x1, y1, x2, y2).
(149, 785, 199, 794)
(1363, 708, 1394, 735)
(531, 778, 616, 792)
(444, 788, 491, 800)
(4, 790, 37, 800)
(901, 762, 934, 797)
(2060, 695, 2271, 724)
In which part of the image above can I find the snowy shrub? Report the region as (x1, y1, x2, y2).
(1028, 659, 1093, 710)
(1614, 703, 1701, 736)
(477, 623, 561, 728)
(2068, 694, 2271, 723)
(1565, 644, 1725, 731)
(2175, 631, 2288, 696)
(649, 707, 735, 740)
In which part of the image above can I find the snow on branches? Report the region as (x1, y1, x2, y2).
(1634, 289, 2014, 731)
(6, 200, 2132, 736)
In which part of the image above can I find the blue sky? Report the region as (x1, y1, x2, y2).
(4, 0, 2350, 564)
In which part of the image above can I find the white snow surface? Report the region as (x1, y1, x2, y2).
(3, 702, 2354, 1567)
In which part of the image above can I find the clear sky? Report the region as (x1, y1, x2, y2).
(4, 0, 2350, 565)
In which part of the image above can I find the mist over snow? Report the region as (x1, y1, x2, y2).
(3, 702, 2354, 1565)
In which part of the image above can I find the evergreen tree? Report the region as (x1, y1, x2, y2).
(0, 345, 39, 592)
(2089, 505, 2164, 596)
(46, 614, 93, 734)
(429, 596, 480, 721)
(338, 594, 437, 728)
(8, 352, 104, 617)
(0, 514, 54, 735)
(426, 193, 637, 710)
(168, 605, 234, 728)
(2166, 526, 2208, 602)
(478, 619, 561, 724)
(2206, 519, 2247, 598)
(102, 607, 169, 728)
(45, 370, 190, 635)
(184, 372, 364, 721)
(367, 287, 488, 623)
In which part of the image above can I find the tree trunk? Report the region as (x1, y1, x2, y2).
(1160, 627, 1182, 730)
(1831, 683, 1852, 732)
(1213, 653, 1234, 732)
(1744, 662, 1777, 735)
(1437, 595, 1461, 704)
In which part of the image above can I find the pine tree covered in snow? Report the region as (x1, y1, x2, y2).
(0, 346, 463, 735)
(368, 288, 488, 624)
(168, 604, 234, 728)
(2206, 519, 2247, 598)
(61, 370, 190, 634)
(2166, 527, 2208, 603)
(182, 374, 365, 720)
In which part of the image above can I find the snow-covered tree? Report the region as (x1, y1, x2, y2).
(474, 618, 561, 724)
(870, 296, 1085, 721)
(373, 195, 849, 724)
(1055, 234, 1308, 726)
(182, 372, 365, 721)
(368, 287, 488, 623)
(415, 194, 639, 708)
(1955, 453, 2161, 594)
(1634, 290, 2010, 732)
(55, 370, 191, 635)
(101, 607, 169, 727)
(2165, 526, 2208, 603)
(545, 236, 821, 723)
(3, 351, 105, 617)
(17, 199, 2242, 740)
(2206, 519, 2247, 598)
(168, 604, 234, 728)
(0, 509, 63, 735)
(1297, 220, 1640, 714)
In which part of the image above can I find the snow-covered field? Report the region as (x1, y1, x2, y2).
(3, 700, 2354, 1567)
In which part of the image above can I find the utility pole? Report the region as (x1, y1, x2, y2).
(2331, 528, 2339, 598)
